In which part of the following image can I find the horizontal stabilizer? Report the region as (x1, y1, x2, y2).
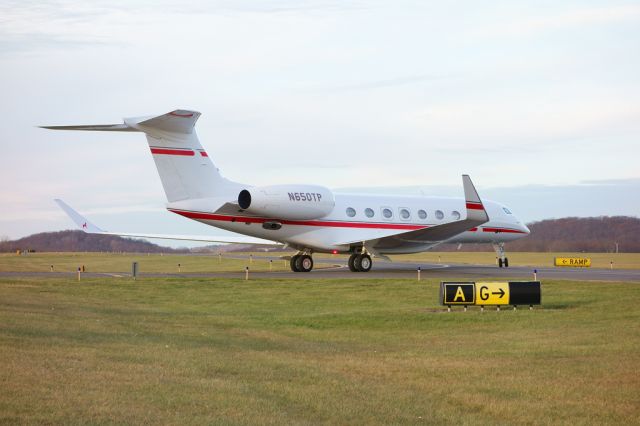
(40, 109, 201, 134)
(40, 124, 136, 132)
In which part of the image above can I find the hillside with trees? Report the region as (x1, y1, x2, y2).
(0, 230, 187, 253)
(507, 216, 639, 252)
(440, 216, 640, 252)
(1, 216, 639, 253)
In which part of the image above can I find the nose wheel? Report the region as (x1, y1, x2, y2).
(493, 243, 509, 268)
(290, 254, 313, 272)
(348, 253, 372, 272)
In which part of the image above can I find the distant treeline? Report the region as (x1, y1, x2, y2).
(0, 230, 188, 253)
(438, 216, 640, 252)
(2, 216, 639, 253)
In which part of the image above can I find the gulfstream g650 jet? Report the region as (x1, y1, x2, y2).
(43, 109, 529, 272)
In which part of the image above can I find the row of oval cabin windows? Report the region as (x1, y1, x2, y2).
(345, 207, 461, 221)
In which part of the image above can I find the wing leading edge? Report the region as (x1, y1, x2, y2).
(54, 199, 279, 246)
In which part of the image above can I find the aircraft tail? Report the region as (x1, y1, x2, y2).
(42, 109, 243, 203)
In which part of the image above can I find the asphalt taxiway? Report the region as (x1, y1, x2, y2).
(2, 255, 639, 281)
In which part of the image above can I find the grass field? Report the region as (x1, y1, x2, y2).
(1, 251, 639, 274)
(1, 274, 639, 424)
(0, 252, 294, 274)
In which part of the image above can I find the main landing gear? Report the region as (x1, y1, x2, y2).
(289, 251, 374, 273)
(493, 242, 510, 268)
(348, 253, 372, 272)
(290, 254, 313, 272)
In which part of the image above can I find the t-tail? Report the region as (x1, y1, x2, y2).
(41, 109, 243, 203)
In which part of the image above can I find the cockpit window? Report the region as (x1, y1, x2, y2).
(503, 207, 512, 214)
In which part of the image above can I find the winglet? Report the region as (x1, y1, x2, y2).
(54, 199, 104, 233)
(462, 175, 489, 222)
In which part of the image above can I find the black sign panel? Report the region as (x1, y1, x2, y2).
(508, 281, 541, 305)
(442, 283, 475, 305)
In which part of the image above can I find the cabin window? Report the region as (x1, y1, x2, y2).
(451, 210, 461, 220)
(399, 208, 411, 220)
(435, 210, 444, 220)
(503, 207, 512, 214)
(382, 208, 393, 219)
(365, 208, 374, 218)
(346, 207, 356, 217)
(418, 209, 427, 220)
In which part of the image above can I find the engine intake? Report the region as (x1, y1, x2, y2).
(237, 184, 335, 220)
(238, 189, 252, 209)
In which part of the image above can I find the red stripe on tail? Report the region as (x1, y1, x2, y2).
(150, 148, 195, 156)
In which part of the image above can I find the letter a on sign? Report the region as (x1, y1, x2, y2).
(442, 283, 475, 305)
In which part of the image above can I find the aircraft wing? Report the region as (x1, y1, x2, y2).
(338, 175, 489, 251)
(54, 199, 279, 246)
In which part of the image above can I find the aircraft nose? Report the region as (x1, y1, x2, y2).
(521, 223, 530, 234)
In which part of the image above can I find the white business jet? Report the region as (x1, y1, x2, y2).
(43, 109, 529, 272)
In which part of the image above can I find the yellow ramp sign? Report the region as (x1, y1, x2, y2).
(476, 282, 509, 305)
(554, 257, 591, 267)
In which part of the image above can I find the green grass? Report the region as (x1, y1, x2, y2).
(0, 252, 295, 273)
(2, 251, 638, 274)
(0, 275, 638, 424)
(391, 251, 640, 269)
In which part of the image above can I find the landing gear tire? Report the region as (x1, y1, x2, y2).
(354, 254, 372, 272)
(297, 255, 313, 272)
(493, 243, 508, 269)
(349, 253, 372, 272)
(290, 255, 301, 272)
(348, 254, 359, 272)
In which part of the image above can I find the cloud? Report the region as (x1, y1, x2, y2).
(476, 5, 640, 37)
(404, 97, 640, 148)
(0, 33, 124, 53)
(312, 74, 449, 93)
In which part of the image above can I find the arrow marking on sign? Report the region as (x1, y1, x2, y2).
(492, 288, 505, 298)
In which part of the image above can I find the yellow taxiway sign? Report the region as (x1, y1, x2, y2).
(554, 257, 591, 267)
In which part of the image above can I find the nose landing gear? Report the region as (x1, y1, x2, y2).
(493, 242, 509, 268)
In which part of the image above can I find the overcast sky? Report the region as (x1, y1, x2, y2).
(0, 0, 639, 245)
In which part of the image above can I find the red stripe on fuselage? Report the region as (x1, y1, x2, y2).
(169, 209, 427, 230)
(168, 209, 527, 233)
(150, 148, 195, 156)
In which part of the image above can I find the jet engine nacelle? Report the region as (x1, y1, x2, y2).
(238, 185, 335, 220)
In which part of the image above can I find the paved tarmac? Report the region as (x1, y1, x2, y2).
(1, 255, 639, 281)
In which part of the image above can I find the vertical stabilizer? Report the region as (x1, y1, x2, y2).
(42, 109, 243, 203)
